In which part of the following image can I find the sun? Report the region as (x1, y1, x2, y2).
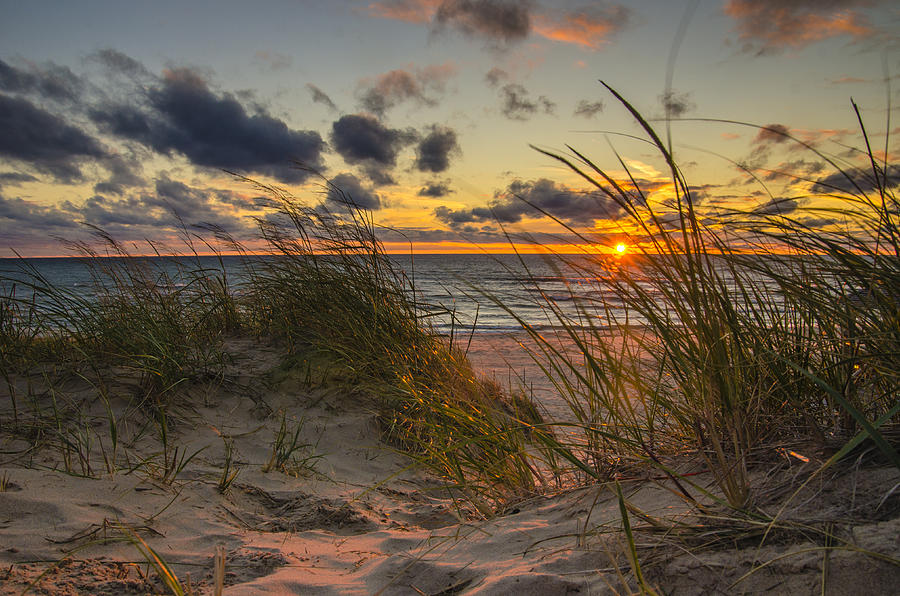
(615, 243, 627, 254)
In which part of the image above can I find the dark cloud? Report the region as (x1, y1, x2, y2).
(76, 193, 162, 228)
(330, 113, 416, 167)
(414, 125, 459, 173)
(0, 172, 38, 187)
(740, 123, 793, 169)
(92, 68, 326, 183)
(573, 99, 604, 118)
(372, 1, 634, 50)
(362, 163, 397, 186)
(376, 225, 511, 244)
(435, 0, 531, 44)
(753, 123, 791, 144)
(150, 175, 255, 225)
(306, 83, 337, 110)
(762, 159, 827, 183)
(752, 197, 799, 216)
(684, 183, 719, 203)
(378, 226, 594, 247)
(659, 90, 694, 118)
(0, 192, 80, 232)
(357, 64, 456, 116)
(0, 58, 83, 102)
(799, 216, 839, 228)
(724, 0, 878, 55)
(327, 172, 383, 210)
(418, 181, 454, 197)
(93, 155, 145, 195)
(359, 69, 430, 115)
(484, 67, 509, 87)
(77, 176, 257, 236)
(812, 164, 900, 194)
(498, 83, 555, 120)
(435, 178, 622, 227)
(89, 49, 151, 78)
(0, 93, 106, 182)
(434, 204, 499, 225)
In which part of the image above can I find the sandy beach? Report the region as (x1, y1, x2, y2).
(1, 332, 898, 595)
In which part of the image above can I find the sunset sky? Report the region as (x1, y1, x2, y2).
(1, 0, 898, 256)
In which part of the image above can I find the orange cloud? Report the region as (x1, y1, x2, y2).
(830, 76, 869, 84)
(532, 15, 613, 49)
(725, 1, 874, 53)
(368, 1, 631, 50)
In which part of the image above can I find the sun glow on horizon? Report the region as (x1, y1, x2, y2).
(615, 243, 627, 254)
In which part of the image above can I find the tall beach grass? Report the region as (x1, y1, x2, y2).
(0, 174, 548, 510)
(507, 83, 898, 512)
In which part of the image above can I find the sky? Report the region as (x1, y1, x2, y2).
(1, 0, 898, 256)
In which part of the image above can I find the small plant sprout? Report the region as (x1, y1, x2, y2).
(217, 437, 241, 494)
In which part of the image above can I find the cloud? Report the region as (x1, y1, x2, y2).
(435, 177, 622, 227)
(327, 172, 383, 210)
(484, 67, 509, 87)
(418, 180, 454, 197)
(252, 51, 292, 71)
(89, 48, 152, 78)
(812, 164, 900, 193)
(376, 225, 512, 244)
(0, 93, 106, 182)
(0, 58, 84, 102)
(724, 0, 878, 54)
(532, 3, 630, 49)
(371, 1, 634, 49)
(93, 154, 145, 195)
(659, 90, 695, 118)
(573, 99, 604, 118)
(362, 163, 397, 186)
(90, 176, 256, 234)
(307, 83, 337, 110)
(0, 176, 259, 251)
(92, 67, 326, 183)
(752, 197, 799, 215)
(498, 83, 555, 120)
(330, 113, 416, 167)
(357, 63, 456, 116)
(761, 159, 826, 183)
(370, 0, 532, 46)
(414, 125, 460, 173)
(829, 75, 868, 84)
(753, 123, 791, 144)
(358, 71, 426, 115)
(0, 192, 81, 233)
(434, 0, 532, 44)
(735, 123, 793, 170)
(0, 172, 38, 187)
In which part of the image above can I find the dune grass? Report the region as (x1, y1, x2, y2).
(0, 175, 547, 510)
(502, 83, 898, 517)
(226, 178, 548, 508)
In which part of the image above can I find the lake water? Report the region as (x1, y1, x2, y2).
(0, 253, 641, 334)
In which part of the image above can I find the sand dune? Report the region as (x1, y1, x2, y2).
(1, 335, 898, 594)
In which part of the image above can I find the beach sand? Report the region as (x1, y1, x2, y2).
(1, 334, 898, 594)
